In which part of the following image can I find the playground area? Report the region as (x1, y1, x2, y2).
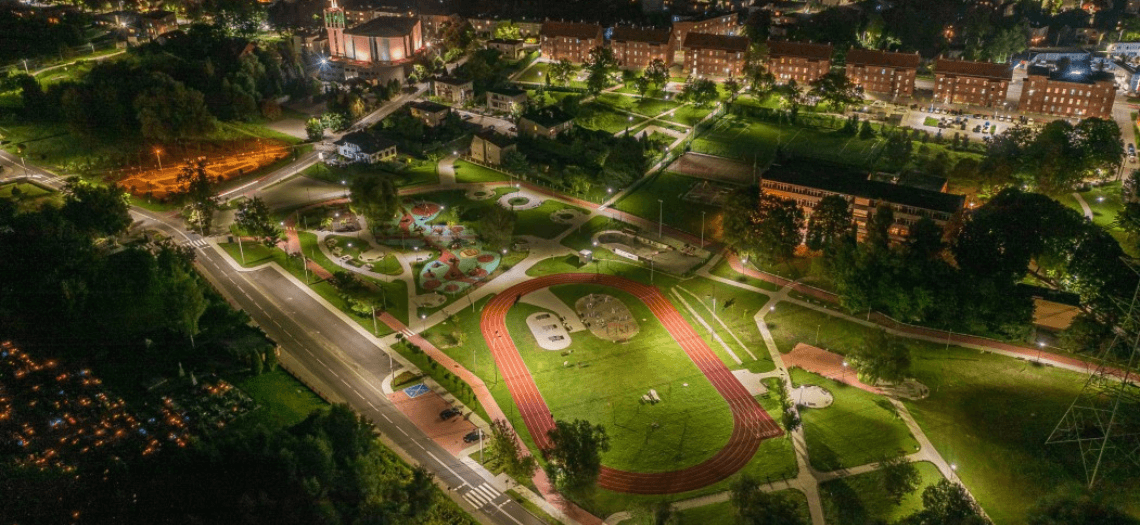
(115, 139, 291, 198)
(372, 197, 502, 294)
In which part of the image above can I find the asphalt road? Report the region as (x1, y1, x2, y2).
(0, 148, 545, 525)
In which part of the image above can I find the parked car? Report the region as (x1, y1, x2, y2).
(440, 407, 462, 420)
(463, 429, 482, 443)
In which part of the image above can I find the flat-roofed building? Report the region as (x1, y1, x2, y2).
(540, 21, 604, 63)
(683, 33, 750, 78)
(486, 87, 527, 114)
(760, 161, 964, 241)
(611, 26, 673, 69)
(519, 106, 575, 139)
(432, 75, 474, 104)
(767, 40, 833, 84)
(487, 38, 526, 59)
(470, 130, 518, 166)
(409, 100, 451, 127)
(1019, 65, 1115, 119)
(933, 58, 1013, 107)
(845, 48, 920, 97)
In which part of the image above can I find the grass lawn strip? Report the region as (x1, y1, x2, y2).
(230, 369, 326, 432)
(707, 256, 780, 291)
(820, 461, 945, 525)
(613, 171, 720, 236)
(766, 301, 872, 354)
(790, 368, 918, 471)
(0, 180, 63, 212)
(674, 279, 775, 373)
(453, 159, 511, 183)
(513, 199, 584, 239)
(595, 92, 681, 117)
(575, 102, 648, 134)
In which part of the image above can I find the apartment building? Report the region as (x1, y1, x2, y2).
(1019, 65, 1115, 119)
(683, 33, 750, 78)
(611, 26, 673, 69)
(844, 48, 920, 97)
(767, 40, 833, 84)
(539, 21, 604, 63)
(933, 58, 1013, 107)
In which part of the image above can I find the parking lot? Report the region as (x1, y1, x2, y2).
(903, 106, 1039, 142)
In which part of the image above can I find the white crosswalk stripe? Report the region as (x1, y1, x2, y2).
(461, 483, 501, 508)
(185, 239, 209, 248)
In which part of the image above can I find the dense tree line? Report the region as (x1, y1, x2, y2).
(982, 119, 1124, 197)
(15, 24, 314, 143)
(0, 9, 88, 63)
(3, 404, 475, 525)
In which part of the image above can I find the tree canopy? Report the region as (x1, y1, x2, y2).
(350, 174, 399, 227)
(545, 419, 610, 494)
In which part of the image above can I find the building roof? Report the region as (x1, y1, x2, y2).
(763, 161, 965, 215)
(845, 48, 920, 69)
(488, 86, 527, 96)
(540, 21, 602, 40)
(335, 131, 397, 154)
(767, 39, 833, 60)
(521, 106, 574, 128)
(140, 9, 174, 20)
(433, 74, 473, 86)
(934, 58, 1013, 81)
(475, 129, 517, 148)
(410, 100, 450, 113)
(683, 32, 750, 52)
(1027, 64, 1114, 84)
(345, 16, 420, 38)
(612, 26, 671, 45)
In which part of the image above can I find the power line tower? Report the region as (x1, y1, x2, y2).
(1046, 266, 1140, 489)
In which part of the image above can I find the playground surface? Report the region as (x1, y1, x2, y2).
(480, 273, 783, 494)
(116, 139, 290, 198)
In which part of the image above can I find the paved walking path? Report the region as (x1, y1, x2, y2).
(1073, 191, 1094, 220)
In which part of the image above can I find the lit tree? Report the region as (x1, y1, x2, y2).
(645, 59, 670, 87)
(177, 158, 220, 235)
(234, 196, 281, 246)
(545, 419, 610, 494)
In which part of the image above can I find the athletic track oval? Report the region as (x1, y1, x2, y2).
(480, 273, 783, 494)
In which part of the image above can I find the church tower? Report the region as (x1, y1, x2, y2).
(325, 0, 346, 58)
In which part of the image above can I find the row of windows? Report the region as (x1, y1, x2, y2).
(762, 183, 954, 220)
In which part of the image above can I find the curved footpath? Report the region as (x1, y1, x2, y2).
(480, 273, 783, 495)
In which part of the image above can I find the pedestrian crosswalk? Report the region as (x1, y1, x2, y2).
(185, 238, 209, 249)
(461, 483, 501, 508)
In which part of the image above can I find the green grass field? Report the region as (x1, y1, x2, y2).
(664, 105, 714, 127)
(766, 301, 872, 355)
(672, 278, 775, 373)
(513, 199, 582, 239)
(792, 369, 918, 471)
(575, 102, 648, 134)
(231, 369, 327, 432)
(620, 489, 809, 525)
(820, 461, 946, 525)
(595, 93, 681, 117)
(613, 171, 719, 237)
(453, 159, 511, 183)
(903, 343, 1140, 524)
(509, 287, 735, 473)
(0, 181, 63, 212)
(707, 257, 780, 292)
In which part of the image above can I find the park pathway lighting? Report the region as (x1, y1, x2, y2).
(842, 360, 849, 381)
(1037, 341, 1045, 362)
(154, 148, 163, 172)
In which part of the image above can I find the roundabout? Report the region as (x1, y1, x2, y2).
(480, 273, 783, 494)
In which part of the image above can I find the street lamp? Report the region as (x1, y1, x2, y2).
(842, 360, 849, 382)
(1037, 341, 1045, 362)
(154, 148, 163, 172)
(341, 179, 347, 197)
(657, 199, 663, 239)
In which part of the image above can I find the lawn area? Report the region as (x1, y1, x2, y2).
(595, 92, 681, 117)
(516, 62, 586, 88)
(304, 160, 439, 187)
(508, 287, 735, 473)
(903, 342, 1140, 524)
(1061, 181, 1135, 256)
(820, 461, 946, 525)
(230, 369, 326, 432)
(619, 490, 808, 524)
(923, 116, 940, 127)
(733, 94, 782, 110)
(613, 171, 719, 237)
(453, 159, 510, 183)
(791, 368, 919, 471)
(672, 278, 775, 374)
(575, 102, 648, 134)
(707, 256, 780, 292)
(513, 199, 582, 239)
(0, 181, 63, 212)
(371, 255, 403, 275)
(766, 301, 872, 354)
(664, 105, 714, 127)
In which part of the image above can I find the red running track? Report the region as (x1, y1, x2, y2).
(480, 273, 783, 494)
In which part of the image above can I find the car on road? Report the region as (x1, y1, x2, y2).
(440, 407, 462, 420)
(462, 114, 474, 120)
(463, 429, 482, 443)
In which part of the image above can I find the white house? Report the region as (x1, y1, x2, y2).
(335, 131, 397, 164)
